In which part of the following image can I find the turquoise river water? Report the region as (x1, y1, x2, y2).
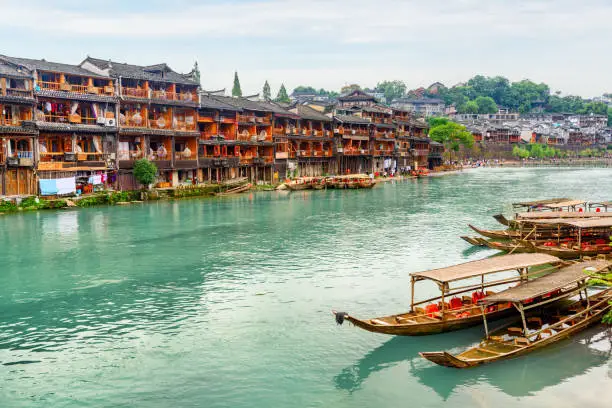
(1, 167, 612, 407)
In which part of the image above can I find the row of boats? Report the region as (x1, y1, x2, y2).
(333, 198, 612, 368)
(285, 175, 377, 191)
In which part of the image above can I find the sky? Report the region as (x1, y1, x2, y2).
(1, 0, 610, 98)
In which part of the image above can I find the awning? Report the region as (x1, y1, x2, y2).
(521, 218, 612, 228)
(482, 260, 611, 304)
(541, 200, 586, 209)
(512, 198, 571, 207)
(410, 253, 560, 284)
(516, 211, 612, 220)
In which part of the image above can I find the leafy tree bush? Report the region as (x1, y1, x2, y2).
(133, 159, 158, 188)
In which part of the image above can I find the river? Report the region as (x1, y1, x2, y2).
(1, 167, 611, 407)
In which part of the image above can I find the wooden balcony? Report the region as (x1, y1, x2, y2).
(39, 81, 114, 96)
(121, 87, 148, 98)
(40, 113, 97, 126)
(6, 151, 34, 167)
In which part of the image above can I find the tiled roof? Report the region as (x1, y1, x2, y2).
(296, 105, 332, 122)
(0, 58, 34, 79)
(212, 95, 271, 112)
(2, 55, 108, 78)
(199, 94, 242, 111)
(333, 114, 372, 125)
(0, 94, 35, 105)
(84, 57, 198, 86)
(118, 127, 199, 137)
(337, 89, 377, 102)
(36, 89, 117, 103)
(35, 121, 118, 133)
(360, 105, 391, 114)
(0, 125, 38, 135)
(257, 101, 299, 118)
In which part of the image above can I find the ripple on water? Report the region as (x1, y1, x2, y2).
(1, 168, 612, 407)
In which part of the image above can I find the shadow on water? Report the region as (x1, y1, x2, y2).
(334, 326, 483, 393)
(335, 326, 612, 399)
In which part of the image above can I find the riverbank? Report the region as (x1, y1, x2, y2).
(0, 169, 472, 215)
(482, 157, 612, 167)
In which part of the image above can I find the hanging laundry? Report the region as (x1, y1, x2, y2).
(39, 179, 58, 195)
(56, 177, 76, 195)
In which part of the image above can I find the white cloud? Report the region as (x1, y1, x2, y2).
(1, 0, 611, 96)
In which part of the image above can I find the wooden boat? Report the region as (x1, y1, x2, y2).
(468, 224, 519, 240)
(512, 198, 581, 212)
(333, 253, 563, 336)
(285, 177, 312, 191)
(420, 260, 612, 368)
(493, 214, 511, 226)
(215, 183, 251, 196)
(358, 179, 377, 189)
(460, 236, 485, 246)
(327, 174, 372, 189)
(518, 218, 612, 259)
(476, 238, 534, 253)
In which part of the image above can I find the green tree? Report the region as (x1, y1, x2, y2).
(579, 102, 609, 116)
(133, 159, 158, 188)
(262, 80, 271, 101)
(275, 83, 290, 103)
(461, 100, 479, 114)
(529, 143, 544, 159)
(376, 80, 407, 103)
(429, 122, 474, 162)
(232, 71, 242, 97)
(340, 84, 361, 94)
(474, 96, 498, 114)
(428, 117, 449, 128)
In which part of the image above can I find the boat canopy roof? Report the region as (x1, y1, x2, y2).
(589, 201, 612, 207)
(540, 200, 586, 209)
(410, 253, 560, 284)
(512, 198, 571, 207)
(482, 260, 611, 304)
(524, 218, 612, 228)
(516, 211, 612, 220)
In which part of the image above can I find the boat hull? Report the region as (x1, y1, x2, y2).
(420, 292, 612, 368)
(342, 307, 514, 336)
(285, 183, 310, 191)
(468, 224, 518, 240)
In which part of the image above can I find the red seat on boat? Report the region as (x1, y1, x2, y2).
(595, 239, 606, 245)
(471, 291, 485, 304)
(449, 297, 463, 310)
(596, 208, 601, 212)
(578, 208, 583, 212)
(425, 304, 440, 317)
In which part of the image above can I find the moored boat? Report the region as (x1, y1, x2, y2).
(333, 253, 563, 336)
(468, 224, 519, 240)
(420, 260, 612, 368)
(285, 177, 312, 191)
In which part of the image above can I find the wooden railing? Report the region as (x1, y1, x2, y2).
(238, 114, 257, 123)
(38, 82, 113, 96)
(118, 150, 145, 160)
(121, 87, 148, 98)
(38, 81, 61, 91)
(40, 113, 97, 125)
(175, 150, 196, 160)
(343, 148, 369, 156)
(374, 131, 394, 139)
(0, 118, 23, 126)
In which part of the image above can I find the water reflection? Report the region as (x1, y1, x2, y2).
(334, 327, 482, 393)
(336, 326, 612, 399)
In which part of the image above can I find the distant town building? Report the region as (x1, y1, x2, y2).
(390, 97, 445, 116)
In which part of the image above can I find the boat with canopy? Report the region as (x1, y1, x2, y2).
(493, 210, 612, 228)
(332, 253, 563, 336)
(420, 260, 612, 368)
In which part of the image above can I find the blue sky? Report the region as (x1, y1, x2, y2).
(1, 0, 610, 97)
